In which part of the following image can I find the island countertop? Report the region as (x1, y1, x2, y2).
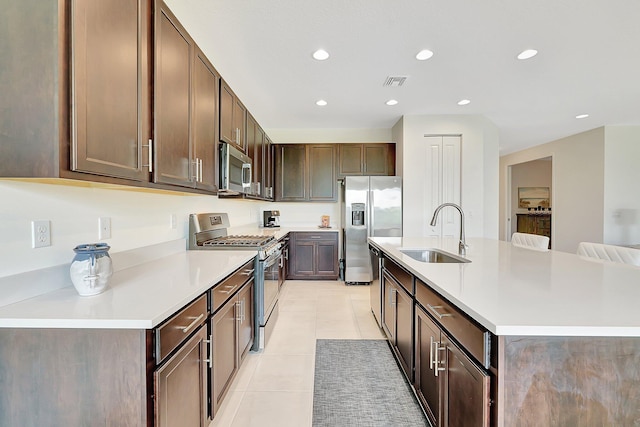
(370, 236, 640, 337)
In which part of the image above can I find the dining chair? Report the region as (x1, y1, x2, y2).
(576, 242, 640, 266)
(511, 232, 550, 250)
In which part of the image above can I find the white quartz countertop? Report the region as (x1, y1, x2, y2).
(0, 250, 255, 329)
(370, 236, 640, 337)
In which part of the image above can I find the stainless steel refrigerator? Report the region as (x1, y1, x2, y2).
(343, 176, 402, 284)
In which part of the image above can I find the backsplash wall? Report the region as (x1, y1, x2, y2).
(0, 180, 338, 278)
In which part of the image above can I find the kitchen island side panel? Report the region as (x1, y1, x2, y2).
(0, 328, 150, 427)
(498, 335, 640, 427)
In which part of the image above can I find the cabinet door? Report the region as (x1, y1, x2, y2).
(363, 144, 390, 175)
(245, 114, 257, 190)
(193, 48, 218, 192)
(308, 145, 337, 201)
(338, 144, 364, 177)
(264, 137, 273, 199)
(237, 279, 254, 362)
(233, 98, 247, 152)
(395, 282, 413, 379)
(415, 305, 443, 427)
(255, 126, 265, 196)
(275, 145, 307, 201)
(442, 335, 491, 427)
(211, 298, 238, 416)
(316, 239, 339, 278)
(154, 4, 194, 187)
(381, 271, 397, 341)
(71, 0, 150, 181)
(155, 326, 208, 427)
(291, 240, 315, 277)
(219, 81, 235, 145)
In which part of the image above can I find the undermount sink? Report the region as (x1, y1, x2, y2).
(399, 248, 470, 264)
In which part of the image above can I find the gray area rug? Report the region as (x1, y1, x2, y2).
(312, 339, 428, 427)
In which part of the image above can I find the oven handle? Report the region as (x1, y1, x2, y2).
(263, 250, 282, 268)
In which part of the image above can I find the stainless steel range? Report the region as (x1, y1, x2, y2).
(189, 213, 282, 351)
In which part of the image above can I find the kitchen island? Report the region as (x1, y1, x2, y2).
(370, 236, 640, 427)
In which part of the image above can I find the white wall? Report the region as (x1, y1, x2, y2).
(392, 118, 404, 177)
(400, 115, 500, 239)
(603, 126, 640, 245)
(500, 127, 605, 253)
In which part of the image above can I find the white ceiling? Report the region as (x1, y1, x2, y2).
(164, 0, 640, 155)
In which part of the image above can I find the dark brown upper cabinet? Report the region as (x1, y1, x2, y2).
(192, 49, 220, 192)
(154, 1, 219, 191)
(219, 80, 247, 153)
(70, 0, 151, 181)
(275, 144, 337, 202)
(337, 143, 396, 178)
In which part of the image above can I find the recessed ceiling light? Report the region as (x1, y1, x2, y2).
(312, 49, 330, 61)
(517, 49, 538, 60)
(415, 49, 434, 61)
(386, 99, 398, 106)
(316, 99, 327, 106)
(457, 99, 471, 106)
(576, 114, 589, 119)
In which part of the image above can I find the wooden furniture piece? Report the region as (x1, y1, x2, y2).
(337, 143, 395, 177)
(287, 232, 339, 280)
(275, 144, 338, 202)
(516, 213, 551, 245)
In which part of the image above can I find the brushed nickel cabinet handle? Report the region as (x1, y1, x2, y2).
(180, 313, 204, 334)
(427, 304, 453, 320)
(143, 139, 153, 172)
(203, 335, 213, 368)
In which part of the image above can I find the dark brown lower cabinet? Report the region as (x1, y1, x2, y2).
(381, 269, 413, 379)
(414, 304, 491, 427)
(211, 278, 254, 417)
(288, 232, 339, 280)
(154, 326, 208, 427)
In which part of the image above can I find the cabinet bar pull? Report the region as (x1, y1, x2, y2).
(429, 335, 436, 371)
(179, 313, 204, 334)
(220, 284, 237, 294)
(434, 343, 445, 376)
(203, 335, 213, 368)
(199, 158, 203, 182)
(236, 301, 242, 322)
(143, 139, 153, 172)
(192, 158, 199, 181)
(426, 304, 453, 320)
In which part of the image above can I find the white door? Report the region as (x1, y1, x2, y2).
(423, 136, 461, 238)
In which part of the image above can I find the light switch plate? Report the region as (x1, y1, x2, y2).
(170, 214, 177, 229)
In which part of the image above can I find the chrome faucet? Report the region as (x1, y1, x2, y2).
(430, 203, 468, 256)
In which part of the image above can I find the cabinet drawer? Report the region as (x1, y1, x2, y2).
(294, 232, 337, 241)
(383, 257, 413, 294)
(211, 259, 255, 313)
(416, 278, 489, 368)
(156, 294, 208, 364)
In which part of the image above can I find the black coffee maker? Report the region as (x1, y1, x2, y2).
(263, 210, 281, 228)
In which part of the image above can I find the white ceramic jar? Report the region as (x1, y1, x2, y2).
(69, 243, 113, 296)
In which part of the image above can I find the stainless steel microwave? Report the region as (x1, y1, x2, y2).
(219, 143, 252, 194)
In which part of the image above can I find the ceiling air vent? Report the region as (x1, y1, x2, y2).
(383, 76, 408, 87)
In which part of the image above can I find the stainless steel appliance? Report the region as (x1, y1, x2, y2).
(369, 244, 382, 327)
(263, 210, 281, 228)
(343, 176, 402, 284)
(189, 213, 281, 350)
(219, 143, 252, 195)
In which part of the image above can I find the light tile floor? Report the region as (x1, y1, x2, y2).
(209, 280, 385, 427)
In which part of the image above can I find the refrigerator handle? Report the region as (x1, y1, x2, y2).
(368, 189, 374, 237)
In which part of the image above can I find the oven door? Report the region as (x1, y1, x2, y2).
(262, 250, 281, 319)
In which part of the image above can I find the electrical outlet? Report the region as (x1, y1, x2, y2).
(170, 213, 177, 229)
(99, 217, 111, 239)
(31, 220, 51, 248)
